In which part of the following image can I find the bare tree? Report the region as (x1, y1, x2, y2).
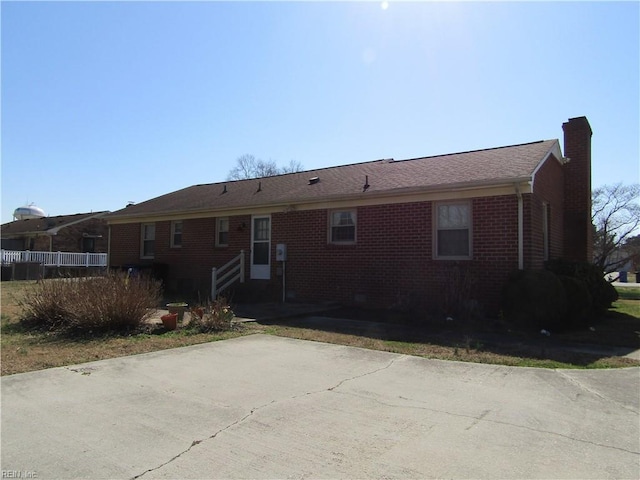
(281, 159, 304, 174)
(227, 154, 303, 180)
(226, 154, 258, 180)
(592, 183, 640, 273)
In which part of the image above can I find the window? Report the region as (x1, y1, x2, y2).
(216, 218, 229, 247)
(329, 210, 356, 243)
(141, 223, 155, 259)
(435, 202, 471, 259)
(82, 237, 96, 253)
(171, 221, 183, 248)
(542, 203, 550, 261)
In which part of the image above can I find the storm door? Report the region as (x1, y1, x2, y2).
(250, 215, 271, 280)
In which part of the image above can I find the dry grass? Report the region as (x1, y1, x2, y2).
(1, 328, 252, 376)
(2, 280, 639, 375)
(1, 280, 253, 376)
(252, 323, 639, 369)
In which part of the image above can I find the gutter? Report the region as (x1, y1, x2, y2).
(106, 177, 534, 224)
(515, 184, 524, 270)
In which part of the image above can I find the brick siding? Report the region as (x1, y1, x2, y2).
(111, 193, 538, 315)
(529, 154, 565, 269)
(562, 117, 593, 261)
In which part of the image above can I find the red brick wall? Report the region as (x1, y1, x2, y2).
(271, 196, 520, 314)
(109, 223, 140, 267)
(562, 116, 593, 261)
(472, 195, 520, 308)
(529, 155, 565, 269)
(109, 216, 252, 296)
(109, 188, 571, 315)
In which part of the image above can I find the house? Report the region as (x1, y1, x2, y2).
(106, 116, 593, 315)
(1, 211, 109, 253)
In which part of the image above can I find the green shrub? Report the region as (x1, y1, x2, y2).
(18, 272, 162, 333)
(545, 259, 618, 316)
(501, 269, 567, 331)
(557, 275, 593, 329)
(187, 298, 235, 333)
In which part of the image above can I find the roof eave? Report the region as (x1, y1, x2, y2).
(106, 177, 533, 224)
(45, 211, 109, 235)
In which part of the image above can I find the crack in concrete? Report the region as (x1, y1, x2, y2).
(130, 400, 276, 479)
(326, 357, 400, 392)
(130, 357, 401, 479)
(335, 390, 640, 456)
(555, 369, 639, 415)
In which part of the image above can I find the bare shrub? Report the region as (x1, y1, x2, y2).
(441, 265, 479, 321)
(187, 298, 235, 333)
(18, 272, 162, 333)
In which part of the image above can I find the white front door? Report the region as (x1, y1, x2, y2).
(251, 215, 271, 280)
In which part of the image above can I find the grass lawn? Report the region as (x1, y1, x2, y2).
(2, 280, 639, 375)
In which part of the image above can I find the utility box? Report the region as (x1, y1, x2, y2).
(276, 244, 287, 261)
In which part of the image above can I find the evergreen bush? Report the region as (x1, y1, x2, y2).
(501, 269, 567, 331)
(545, 259, 618, 316)
(556, 275, 593, 329)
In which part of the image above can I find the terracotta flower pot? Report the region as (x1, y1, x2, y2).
(160, 313, 178, 331)
(166, 303, 188, 322)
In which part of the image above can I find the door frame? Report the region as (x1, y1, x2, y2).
(250, 214, 271, 280)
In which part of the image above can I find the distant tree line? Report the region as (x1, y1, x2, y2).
(227, 154, 304, 180)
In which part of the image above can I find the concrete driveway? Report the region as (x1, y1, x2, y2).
(1, 334, 638, 479)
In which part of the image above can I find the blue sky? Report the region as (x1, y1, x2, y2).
(1, 1, 638, 224)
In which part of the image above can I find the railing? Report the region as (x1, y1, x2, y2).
(212, 250, 245, 299)
(1, 250, 108, 268)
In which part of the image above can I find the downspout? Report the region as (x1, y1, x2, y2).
(515, 184, 524, 270)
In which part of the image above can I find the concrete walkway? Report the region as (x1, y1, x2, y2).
(2, 335, 638, 479)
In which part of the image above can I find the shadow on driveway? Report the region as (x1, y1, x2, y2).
(252, 305, 640, 365)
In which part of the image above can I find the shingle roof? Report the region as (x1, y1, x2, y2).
(108, 140, 560, 220)
(1, 212, 109, 236)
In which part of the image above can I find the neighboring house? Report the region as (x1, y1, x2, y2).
(107, 117, 593, 315)
(1, 212, 109, 253)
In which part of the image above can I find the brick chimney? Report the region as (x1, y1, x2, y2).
(562, 116, 593, 262)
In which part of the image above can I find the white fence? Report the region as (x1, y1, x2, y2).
(1, 250, 108, 268)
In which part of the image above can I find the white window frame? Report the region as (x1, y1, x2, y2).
(216, 217, 229, 247)
(329, 210, 357, 244)
(141, 223, 156, 259)
(434, 201, 472, 260)
(170, 221, 183, 248)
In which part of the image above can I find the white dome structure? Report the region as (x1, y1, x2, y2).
(13, 204, 46, 220)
